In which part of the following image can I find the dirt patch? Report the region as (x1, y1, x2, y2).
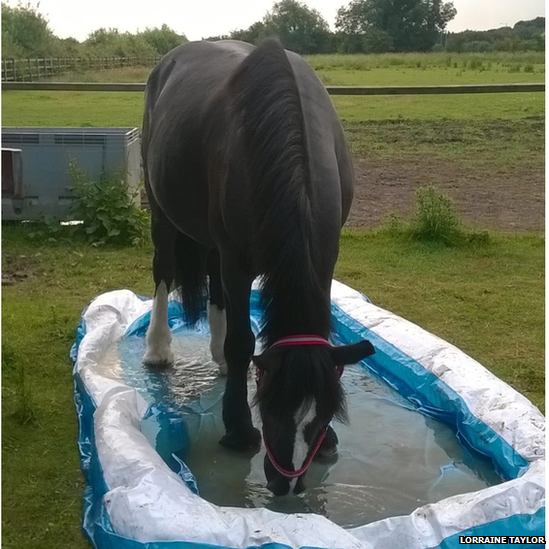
(2, 254, 39, 286)
(346, 157, 545, 231)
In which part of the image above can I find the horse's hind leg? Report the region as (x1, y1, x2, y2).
(207, 249, 227, 375)
(144, 210, 177, 367)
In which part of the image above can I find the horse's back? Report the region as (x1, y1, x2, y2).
(142, 40, 353, 245)
(144, 40, 253, 123)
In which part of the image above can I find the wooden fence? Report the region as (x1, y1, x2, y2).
(1, 81, 545, 95)
(1, 57, 161, 82)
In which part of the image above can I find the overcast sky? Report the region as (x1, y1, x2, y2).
(6, 0, 546, 42)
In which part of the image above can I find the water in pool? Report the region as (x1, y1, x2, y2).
(105, 327, 502, 528)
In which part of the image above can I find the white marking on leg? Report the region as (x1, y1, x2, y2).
(144, 281, 174, 365)
(292, 399, 317, 471)
(208, 302, 227, 375)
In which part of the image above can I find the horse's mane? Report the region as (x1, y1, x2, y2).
(227, 39, 331, 346)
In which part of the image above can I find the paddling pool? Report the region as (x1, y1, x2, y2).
(70, 280, 544, 549)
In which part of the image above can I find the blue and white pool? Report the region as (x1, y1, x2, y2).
(71, 280, 544, 549)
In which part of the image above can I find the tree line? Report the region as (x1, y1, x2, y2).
(2, 0, 544, 60)
(2, 2, 186, 59)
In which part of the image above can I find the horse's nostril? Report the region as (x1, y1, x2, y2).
(267, 478, 290, 496)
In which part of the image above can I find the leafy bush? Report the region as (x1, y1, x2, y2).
(411, 185, 461, 244)
(84, 28, 158, 58)
(69, 162, 149, 247)
(381, 185, 491, 247)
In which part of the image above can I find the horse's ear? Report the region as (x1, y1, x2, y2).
(329, 340, 375, 365)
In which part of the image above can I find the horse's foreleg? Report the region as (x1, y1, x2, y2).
(144, 214, 176, 367)
(218, 254, 260, 451)
(207, 249, 227, 375)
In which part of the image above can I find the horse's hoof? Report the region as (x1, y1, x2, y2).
(316, 425, 339, 459)
(143, 349, 174, 368)
(219, 426, 261, 451)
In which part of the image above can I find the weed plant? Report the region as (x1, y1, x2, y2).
(69, 162, 149, 247)
(383, 185, 490, 247)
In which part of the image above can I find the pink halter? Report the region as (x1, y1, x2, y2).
(257, 334, 343, 480)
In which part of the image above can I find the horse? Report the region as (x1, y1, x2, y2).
(141, 38, 375, 496)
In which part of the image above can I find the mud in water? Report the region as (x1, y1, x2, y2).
(102, 328, 501, 528)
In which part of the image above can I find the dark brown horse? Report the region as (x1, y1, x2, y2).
(142, 39, 374, 496)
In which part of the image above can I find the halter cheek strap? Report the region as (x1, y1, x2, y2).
(265, 427, 328, 479)
(257, 334, 344, 480)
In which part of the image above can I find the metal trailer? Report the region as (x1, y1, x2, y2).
(1, 127, 140, 221)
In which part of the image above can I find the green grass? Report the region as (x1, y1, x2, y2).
(343, 117, 544, 170)
(3, 51, 543, 126)
(47, 67, 152, 83)
(2, 52, 544, 176)
(2, 91, 145, 127)
(331, 93, 544, 121)
(2, 228, 153, 549)
(50, 52, 547, 84)
(316, 67, 545, 86)
(335, 229, 545, 410)
(3, 90, 543, 127)
(2, 224, 544, 548)
(2, 91, 543, 175)
(304, 51, 546, 72)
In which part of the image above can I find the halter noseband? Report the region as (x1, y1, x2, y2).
(256, 334, 344, 480)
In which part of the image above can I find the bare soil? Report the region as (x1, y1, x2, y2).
(347, 157, 545, 231)
(2, 254, 38, 286)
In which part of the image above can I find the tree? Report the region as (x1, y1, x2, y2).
(261, 0, 332, 54)
(363, 27, 393, 52)
(140, 24, 187, 55)
(231, 21, 267, 44)
(513, 17, 545, 40)
(85, 28, 158, 58)
(2, 1, 57, 57)
(447, 20, 545, 53)
(335, 0, 457, 52)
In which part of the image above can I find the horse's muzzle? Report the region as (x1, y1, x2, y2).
(266, 475, 291, 496)
(265, 455, 307, 496)
(266, 474, 306, 496)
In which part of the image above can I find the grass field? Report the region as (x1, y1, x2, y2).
(1, 51, 545, 549)
(48, 51, 547, 85)
(3, 50, 545, 124)
(2, 225, 544, 548)
(3, 52, 544, 174)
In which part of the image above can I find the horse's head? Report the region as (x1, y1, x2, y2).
(252, 339, 375, 496)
